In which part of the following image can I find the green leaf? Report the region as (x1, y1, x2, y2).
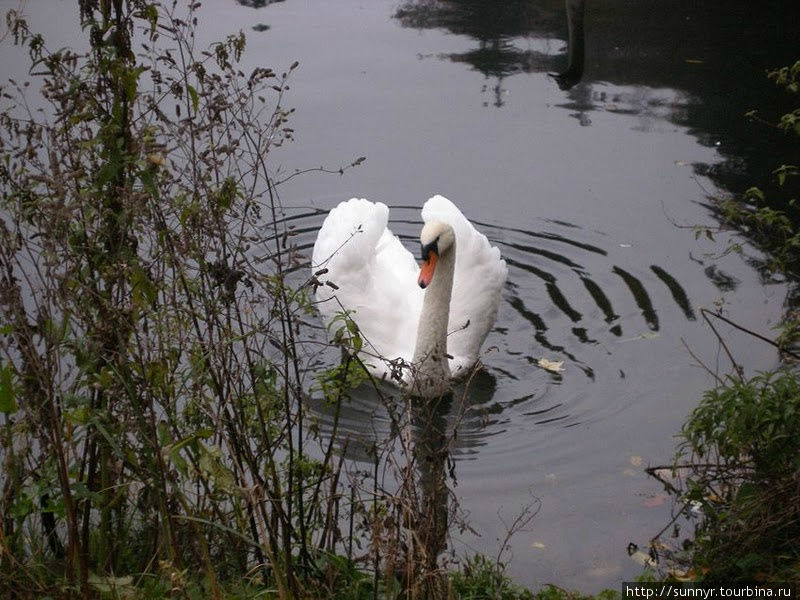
(92, 419, 126, 462)
(10, 494, 34, 518)
(131, 264, 158, 308)
(187, 84, 199, 113)
(0, 363, 17, 414)
(171, 429, 213, 453)
(744, 186, 764, 203)
(88, 573, 135, 595)
(197, 443, 238, 494)
(139, 168, 159, 199)
(217, 177, 237, 210)
(72, 482, 103, 505)
(143, 3, 158, 35)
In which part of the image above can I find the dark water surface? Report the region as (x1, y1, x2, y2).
(5, 0, 799, 591)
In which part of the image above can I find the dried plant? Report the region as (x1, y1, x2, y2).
(0, 2, 497, 598)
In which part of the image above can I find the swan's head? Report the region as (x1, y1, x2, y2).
(418, 221, 455, 289)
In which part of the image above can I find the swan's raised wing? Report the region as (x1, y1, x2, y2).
(422, 195, 508, 376)
(312, 198, 423, 376)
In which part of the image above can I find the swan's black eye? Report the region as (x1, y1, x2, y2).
(420, 239, 439, 261)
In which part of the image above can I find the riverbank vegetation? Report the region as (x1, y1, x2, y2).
(0, 2, 463, 597)
(647, 60, 800, 584)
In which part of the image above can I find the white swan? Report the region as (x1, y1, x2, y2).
(312, 195, 507, 397)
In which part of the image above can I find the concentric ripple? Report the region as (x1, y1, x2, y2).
(275, 203, 697, 463)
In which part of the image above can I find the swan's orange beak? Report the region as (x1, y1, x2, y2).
(418, 251, 437, 289)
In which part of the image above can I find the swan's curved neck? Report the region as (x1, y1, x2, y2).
(412, 243, 455, 397)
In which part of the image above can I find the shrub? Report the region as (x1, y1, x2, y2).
(657, 372, 800, 582)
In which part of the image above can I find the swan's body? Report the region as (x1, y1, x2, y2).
(312, 195, 507, 397)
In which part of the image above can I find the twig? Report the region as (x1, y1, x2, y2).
(700, 309, 744, 378)
(701, 307, 800, 361)
(680, 337, 725, 386)
(644, 466, 680, 496)
(649, 499, 692, 544)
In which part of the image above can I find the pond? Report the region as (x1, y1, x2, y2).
(5, 0, 799, 592)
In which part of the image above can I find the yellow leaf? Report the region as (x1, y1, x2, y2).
(537, 358, 565, 373)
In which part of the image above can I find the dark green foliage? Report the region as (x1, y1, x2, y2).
(683, 372, 800, 478)
(449, 556, 618, 600)
(303, 552, 401, 600)
(669, 372, 800, 582)
(716, 60, 800, 297)
(450, 555, 535, 600)
(770, 61, 800, 136)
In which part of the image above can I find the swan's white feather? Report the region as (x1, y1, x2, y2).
(422, 195, 508, 375)
(312, 198, 422, 380)
(312, 195, 507, 383)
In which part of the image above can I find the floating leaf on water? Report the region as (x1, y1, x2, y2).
(650, 539, 670, 552)
(537, 358, 564, 373)
(531, 541, 546, 549)
(629, 549, 657, 568)
(622, 468, 637, 477)
(629, 455, 643, 467)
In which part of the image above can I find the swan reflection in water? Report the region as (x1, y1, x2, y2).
(306, 373, 499, 586)
(549, 0, 586, 90)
